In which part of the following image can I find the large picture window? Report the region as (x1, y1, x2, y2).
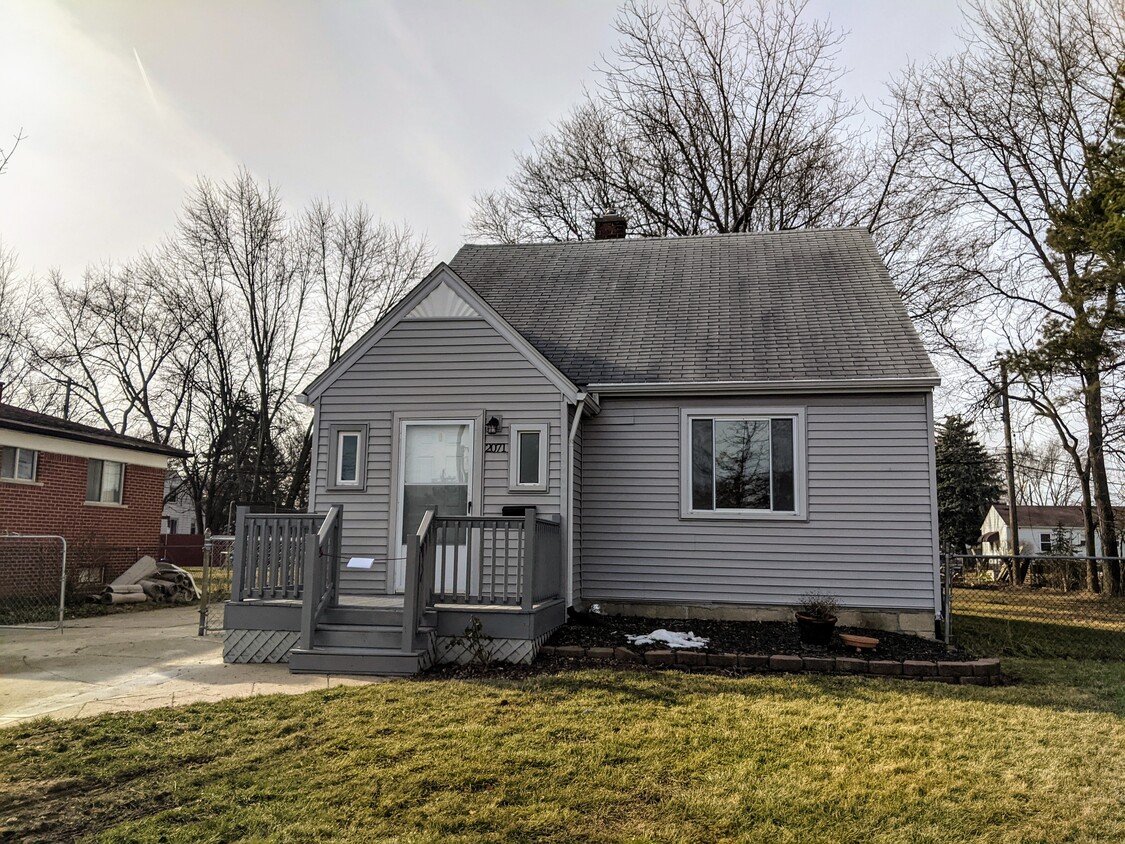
(86, 459, 124, 504)
(682, 410, 803, 518)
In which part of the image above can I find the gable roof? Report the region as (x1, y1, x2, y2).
(990, 504, 1125, 529)
(301, 264, 581, 403)
(448, 228, 938, 389)
(0, 403, 188, 458)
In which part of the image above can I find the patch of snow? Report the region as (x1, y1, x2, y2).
(625, 629, 709, 649)
(589, 603, 601, 614)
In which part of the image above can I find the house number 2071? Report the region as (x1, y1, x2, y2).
(485, 442, 507, 453)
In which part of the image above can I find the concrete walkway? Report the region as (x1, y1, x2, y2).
(0, 606, 382, 726)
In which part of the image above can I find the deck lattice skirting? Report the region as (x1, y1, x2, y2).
(437, 631, 552, 666)
(224, 630, 301, 664)
(539, 646, 1003, 685)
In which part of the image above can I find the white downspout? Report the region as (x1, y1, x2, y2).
(566, 392, 588, 608)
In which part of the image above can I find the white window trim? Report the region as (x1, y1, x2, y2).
(679, 406, 806, 521)
(1, 446, 38, 482)
(335, 430, 362, 487)
(509, 422, 549, 493)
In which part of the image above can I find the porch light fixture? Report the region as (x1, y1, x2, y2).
(486, 415, 502, 436)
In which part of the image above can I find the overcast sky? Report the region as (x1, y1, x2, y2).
(0, 0, 965, 281)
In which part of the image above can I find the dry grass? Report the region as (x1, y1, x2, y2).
(2, 660, 1124, 842)
(954, 586, 1125, 658)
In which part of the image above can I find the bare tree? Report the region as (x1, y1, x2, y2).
(28, 259, 195, 442)
(280, 200, 432, 506)
(470, 0, 870, 240)
(176, 169, 315, 503)
(0, 242, 32, 398)
(304, 200, 432, 366)
(1014, 439, 1082, 506)
(0, 129, 23, 179)
(467, 0, 977, 328)
(896, 0, 1125, 591)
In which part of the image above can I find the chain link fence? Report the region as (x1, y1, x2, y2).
(944, 554, 1125, 659)
(0, 535, 67, 628)
(197, 534, 235, 634)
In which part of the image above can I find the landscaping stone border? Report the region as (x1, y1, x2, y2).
(538, 645, 1002, 685)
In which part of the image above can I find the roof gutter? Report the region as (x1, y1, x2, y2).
(583, 377, 941, 396)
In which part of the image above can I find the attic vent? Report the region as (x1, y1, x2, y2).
(593, 212, 627, 240)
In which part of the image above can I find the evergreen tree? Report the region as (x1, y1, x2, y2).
(935, 416, 1003, 552)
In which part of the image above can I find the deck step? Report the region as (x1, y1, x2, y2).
(322, 606, 436, 627)
(288, 645, 433, 676)
(313, 623, 432, 650)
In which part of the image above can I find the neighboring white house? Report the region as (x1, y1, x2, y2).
(161, 471, 197, 535)
(979, 504, 1113, 556)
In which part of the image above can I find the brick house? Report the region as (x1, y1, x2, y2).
(0, 402, 187, 593)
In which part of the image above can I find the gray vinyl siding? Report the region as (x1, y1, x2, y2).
(580, 393, 938, 611)
(314, 318, 565, 594)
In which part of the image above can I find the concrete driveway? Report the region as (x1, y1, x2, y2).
(0, 606, 381, 726)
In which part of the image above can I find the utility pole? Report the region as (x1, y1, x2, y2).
(1000, 362, 1022, 583)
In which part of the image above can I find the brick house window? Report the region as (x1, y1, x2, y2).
(86, 459, 125, 504)
(0, 446, 37, 482)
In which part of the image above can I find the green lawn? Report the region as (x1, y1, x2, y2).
(953, 586, 1125, 659)
(2, 662, 1125, 843)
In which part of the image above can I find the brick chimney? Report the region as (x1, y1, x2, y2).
(593, 212, 627, 240)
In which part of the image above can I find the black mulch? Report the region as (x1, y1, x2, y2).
(417, 614, 971, 681)
(548, 614, 967, 661)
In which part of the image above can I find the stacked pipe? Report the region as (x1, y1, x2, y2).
(96, 555, 201, 605)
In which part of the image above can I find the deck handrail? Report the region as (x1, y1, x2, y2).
(402, 508, 438, 652)
(300, 504, 343, 651)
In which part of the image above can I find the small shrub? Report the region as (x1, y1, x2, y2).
(796, 591, 839, 619)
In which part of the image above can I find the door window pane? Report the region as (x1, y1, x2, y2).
(714, 419, 770, 510)
(517, 430, 540, 485)
(402, 423, 471, 543)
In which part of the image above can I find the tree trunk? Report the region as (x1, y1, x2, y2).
(1084, 370, 1120, 594)
(1078, 471, 1101, 593)
(284, 424, 313, 511)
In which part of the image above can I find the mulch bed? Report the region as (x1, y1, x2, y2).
(417, 615, 1001, 683)
(548, 614, 967, 661)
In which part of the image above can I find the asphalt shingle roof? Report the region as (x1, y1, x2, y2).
(448, 228, 938, 388)
(0, 403, 188, 458)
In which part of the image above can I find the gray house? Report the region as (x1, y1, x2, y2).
(224, 222, 942, 674)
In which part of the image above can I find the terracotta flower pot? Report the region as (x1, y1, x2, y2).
(795, 612, 838, 646)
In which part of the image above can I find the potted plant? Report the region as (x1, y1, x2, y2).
(795, 592, 839, 646)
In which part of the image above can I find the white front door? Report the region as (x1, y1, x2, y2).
(394, 420, 474, 593)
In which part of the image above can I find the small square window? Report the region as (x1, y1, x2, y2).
(328, 425, 367, 491)
(337, 432, 361, 485)
(87, 459, 125, 504)
(509, 423, 548, 492)
(1, 447, 37, 482)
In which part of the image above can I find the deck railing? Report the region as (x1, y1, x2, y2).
(231, 510, 325, 601)
(300, 505, 343, 650)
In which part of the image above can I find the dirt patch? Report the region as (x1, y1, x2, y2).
(0, 776, 171, 843)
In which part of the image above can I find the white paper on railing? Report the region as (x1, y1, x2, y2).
(346, 557, 375, 569)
